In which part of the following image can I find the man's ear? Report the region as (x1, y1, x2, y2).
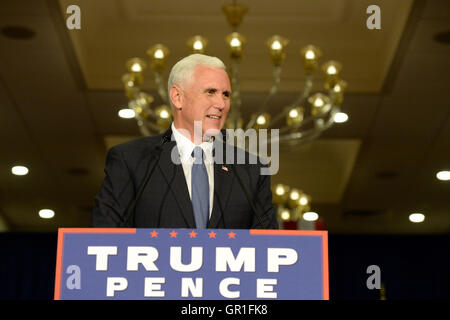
(169, 85, 183, 111)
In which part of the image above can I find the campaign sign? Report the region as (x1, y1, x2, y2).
(54, 228, 328, 300)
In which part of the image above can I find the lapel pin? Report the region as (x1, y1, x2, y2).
(221, 166, 228, 172)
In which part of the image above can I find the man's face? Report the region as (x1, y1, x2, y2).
(172, 65, 231, 141)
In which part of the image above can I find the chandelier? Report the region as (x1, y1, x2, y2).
(120, 1, 348, 146)
(272, 184, 314, 226)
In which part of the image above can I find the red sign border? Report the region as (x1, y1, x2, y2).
(54, 228, 136, 300)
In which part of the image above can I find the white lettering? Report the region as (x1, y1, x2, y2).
(267, 248, 298, 272)
(87, 246, 117, 271)
(127, 246, 159, 271)
(216, 247, 255, 272)
(219, 277, 240, 299)
(106, 277, 127, 297)
(144, 277, 165, 297)
(170, 247, 203, 272)
(257, 279, 278, 298)
(181, 278, 203, 298)
(216, 247, 256, 272)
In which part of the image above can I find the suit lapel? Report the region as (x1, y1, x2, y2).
(209, 162, 234, 228)
(157, 140, 196, 228)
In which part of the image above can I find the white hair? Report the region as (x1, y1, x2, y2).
(167, 54, 226, 107)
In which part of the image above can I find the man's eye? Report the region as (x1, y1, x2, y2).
(223, 92, 230, 98)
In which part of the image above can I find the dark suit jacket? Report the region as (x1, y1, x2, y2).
(92, 129, 278, 229)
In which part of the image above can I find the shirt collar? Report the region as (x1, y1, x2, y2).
(171, 123, 214, 163)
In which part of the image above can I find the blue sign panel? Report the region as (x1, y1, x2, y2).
(54, 228, 328, 300)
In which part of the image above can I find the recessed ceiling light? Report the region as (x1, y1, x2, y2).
(409, 213, 425, 223)
(375, 170, 398, 180)
(39, 209, 55, 219)
(1, 26, 35, 39)
(303, 211, 319, 222)
(67, 167, 90, 176)
(118, 108, 135, 119)
(433, 30, 450, 44)
(436, 170, 450, 181)
(334, 112, 348, 123)
(11, 166, 29, 176)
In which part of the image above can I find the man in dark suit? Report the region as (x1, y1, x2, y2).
(92, 54, 278, 229)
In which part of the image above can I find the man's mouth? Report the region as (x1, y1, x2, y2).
(206, 115, 221, 120)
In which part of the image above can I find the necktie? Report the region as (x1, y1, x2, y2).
(191, 146, 209, 229)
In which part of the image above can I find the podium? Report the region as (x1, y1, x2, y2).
(54, 228, 328, 300)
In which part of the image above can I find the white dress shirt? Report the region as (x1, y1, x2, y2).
(171, 123, 214, 218)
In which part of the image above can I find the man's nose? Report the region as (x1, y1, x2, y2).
(214, 95, 227, 110)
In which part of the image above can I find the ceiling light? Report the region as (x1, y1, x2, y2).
(125, 57, 146, 75)
(271, 40, 282, 50)
(131, 63, 142, 72)
(154, 49, 165, 59)
(289, 189, 300, 200)
(289, 108, 299, 118)
(433, 30, 450, 44)
(193, 40, 203, 50)
(334, 112, 348, 123)
(275, 185, 286, 196)
(159, 110, 169, 119)
(118, 108, 135, 119)
(305, 50, 315, 60)
(1, 26, 35, 39)
(187, 35, 208, 54)
(39, 209, 55, 219)
(11, 166, 29, 176)
(436, 170, 450, 181)
(280, 209, 290, 221)
(313, 97, 324, 107)
(409, 213, 425, 223)
(326, 65, 337, 75)
(230, 37, 241, 47)
(303, 211, 319, 221)
(256, 115, 266, 125)
(299, 195, 309, 206)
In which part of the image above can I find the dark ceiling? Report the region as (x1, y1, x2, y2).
(0, 0, 448, 233)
